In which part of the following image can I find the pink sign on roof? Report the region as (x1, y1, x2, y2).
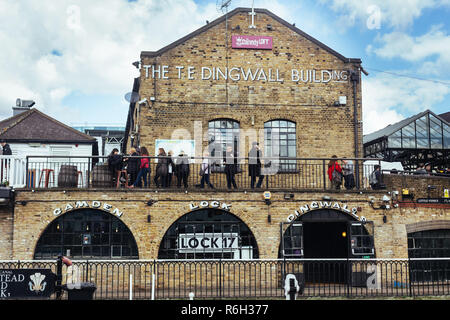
(232, 35, 273, 50)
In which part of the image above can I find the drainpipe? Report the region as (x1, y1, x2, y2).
(351, 69, 360, 188)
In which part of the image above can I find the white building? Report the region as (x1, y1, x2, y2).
(0, 104, 97, 188)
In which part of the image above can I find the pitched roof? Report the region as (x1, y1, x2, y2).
(0, 108, 96, 143)
(363, 109, 450, 145)
(141, 7, 361, 64)
(439, 111, 450, 123)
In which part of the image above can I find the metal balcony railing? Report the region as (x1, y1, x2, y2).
(0, 155, 443, 191)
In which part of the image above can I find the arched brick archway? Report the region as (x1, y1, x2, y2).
(34, 208, 139, 260)
(406, 220, 450, 233)
(157, 208, 259, 259)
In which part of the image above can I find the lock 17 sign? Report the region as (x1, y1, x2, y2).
(178, 233, 239, 253)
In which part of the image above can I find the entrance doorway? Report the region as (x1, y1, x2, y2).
(303, 221, 349, 283)
(280, 209, 375, 284)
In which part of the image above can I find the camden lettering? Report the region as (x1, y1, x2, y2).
(53, 201, 123, 218)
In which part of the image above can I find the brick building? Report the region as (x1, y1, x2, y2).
(1, 8, 449, 290)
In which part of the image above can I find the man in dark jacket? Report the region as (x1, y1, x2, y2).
(224, 146, 238, 189)
(125, 147, 140, 186)
(370, 165, 386, 190)
(175, 150, 190, 188)
(0, 140, 12, 155)
(108, 148, 123, 186)
(248, 142, 264, 189)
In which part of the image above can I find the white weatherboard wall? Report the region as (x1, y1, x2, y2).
(5, 143, 93, 188)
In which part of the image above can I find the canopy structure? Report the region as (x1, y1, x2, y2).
(363, 110, 450, 171)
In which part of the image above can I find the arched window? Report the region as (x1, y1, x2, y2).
(264, 120, 296, 171)
(34, 209, 139, 260)
(158, 208, 259, 259)
(208, 119, 240, 158)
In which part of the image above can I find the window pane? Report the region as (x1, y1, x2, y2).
(402, 123, 415, 148)
(264, 120, 296, 164)
(34, 209, 138, 260)
(444, 124, 450, 149)
(208, 119, 240, 157)
(416, 116, 429, 148)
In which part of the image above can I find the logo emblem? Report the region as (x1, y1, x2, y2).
(28, 273, 47, 293)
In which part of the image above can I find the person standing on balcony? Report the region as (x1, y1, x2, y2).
(224, 145, 238, 189)
(0, 140, 12, 155)
(131, 147, 150, 188)
(125, 147, 140, 187)
(342, 158, 355, 190)
(167, 150, 175, 188)
(327, 155, 343, 190)
(369, 165, 386, 190)
(248, 142, 264, 189)
(107, 148, 123, 187)
(154, 148, 169, 188)
(196, 150, 215, 189)
(175, 150, 190, 189)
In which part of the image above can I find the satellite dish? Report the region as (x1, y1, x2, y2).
(124, 92, 140, 103)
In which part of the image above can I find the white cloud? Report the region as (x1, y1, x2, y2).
(362, 72, 450, 134)
(321, 0, 450, 29)
(0, 0, 220, 123)
(370, 26, 450, 76)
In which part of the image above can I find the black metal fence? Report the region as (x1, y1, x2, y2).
(24, 156, 384, 191)
(1, 258, 450, 299)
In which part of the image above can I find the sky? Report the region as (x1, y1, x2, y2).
(0, 0, 449, 135)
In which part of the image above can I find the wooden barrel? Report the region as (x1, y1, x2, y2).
(58, 165, 78, 188)
(92, 164, 114, 188)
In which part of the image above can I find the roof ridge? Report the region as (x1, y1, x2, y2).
(140, 7, 361, 64)
(31, 109, 96, 141)
(0, 108, 36, 133)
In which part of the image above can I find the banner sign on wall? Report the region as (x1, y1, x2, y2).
(178, 233, 239, 253)
(232, 35, 273, 49)
(0, 269, 56, 299)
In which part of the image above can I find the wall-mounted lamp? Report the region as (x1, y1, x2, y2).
(266, 24, 273, 31)
(146, 199, 157, 206)
(264, 191, 272, 205)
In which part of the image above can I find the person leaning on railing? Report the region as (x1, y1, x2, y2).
(327, 155, 343, 190)
(130, 147, 150, 188)
(0, 140, 12, 155)
(107, 148, 123, 185)
(342, 158, 355, 190)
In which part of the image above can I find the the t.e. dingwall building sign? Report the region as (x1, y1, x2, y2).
(142, 64, 349, 84)
(287, 201, 365, 223)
